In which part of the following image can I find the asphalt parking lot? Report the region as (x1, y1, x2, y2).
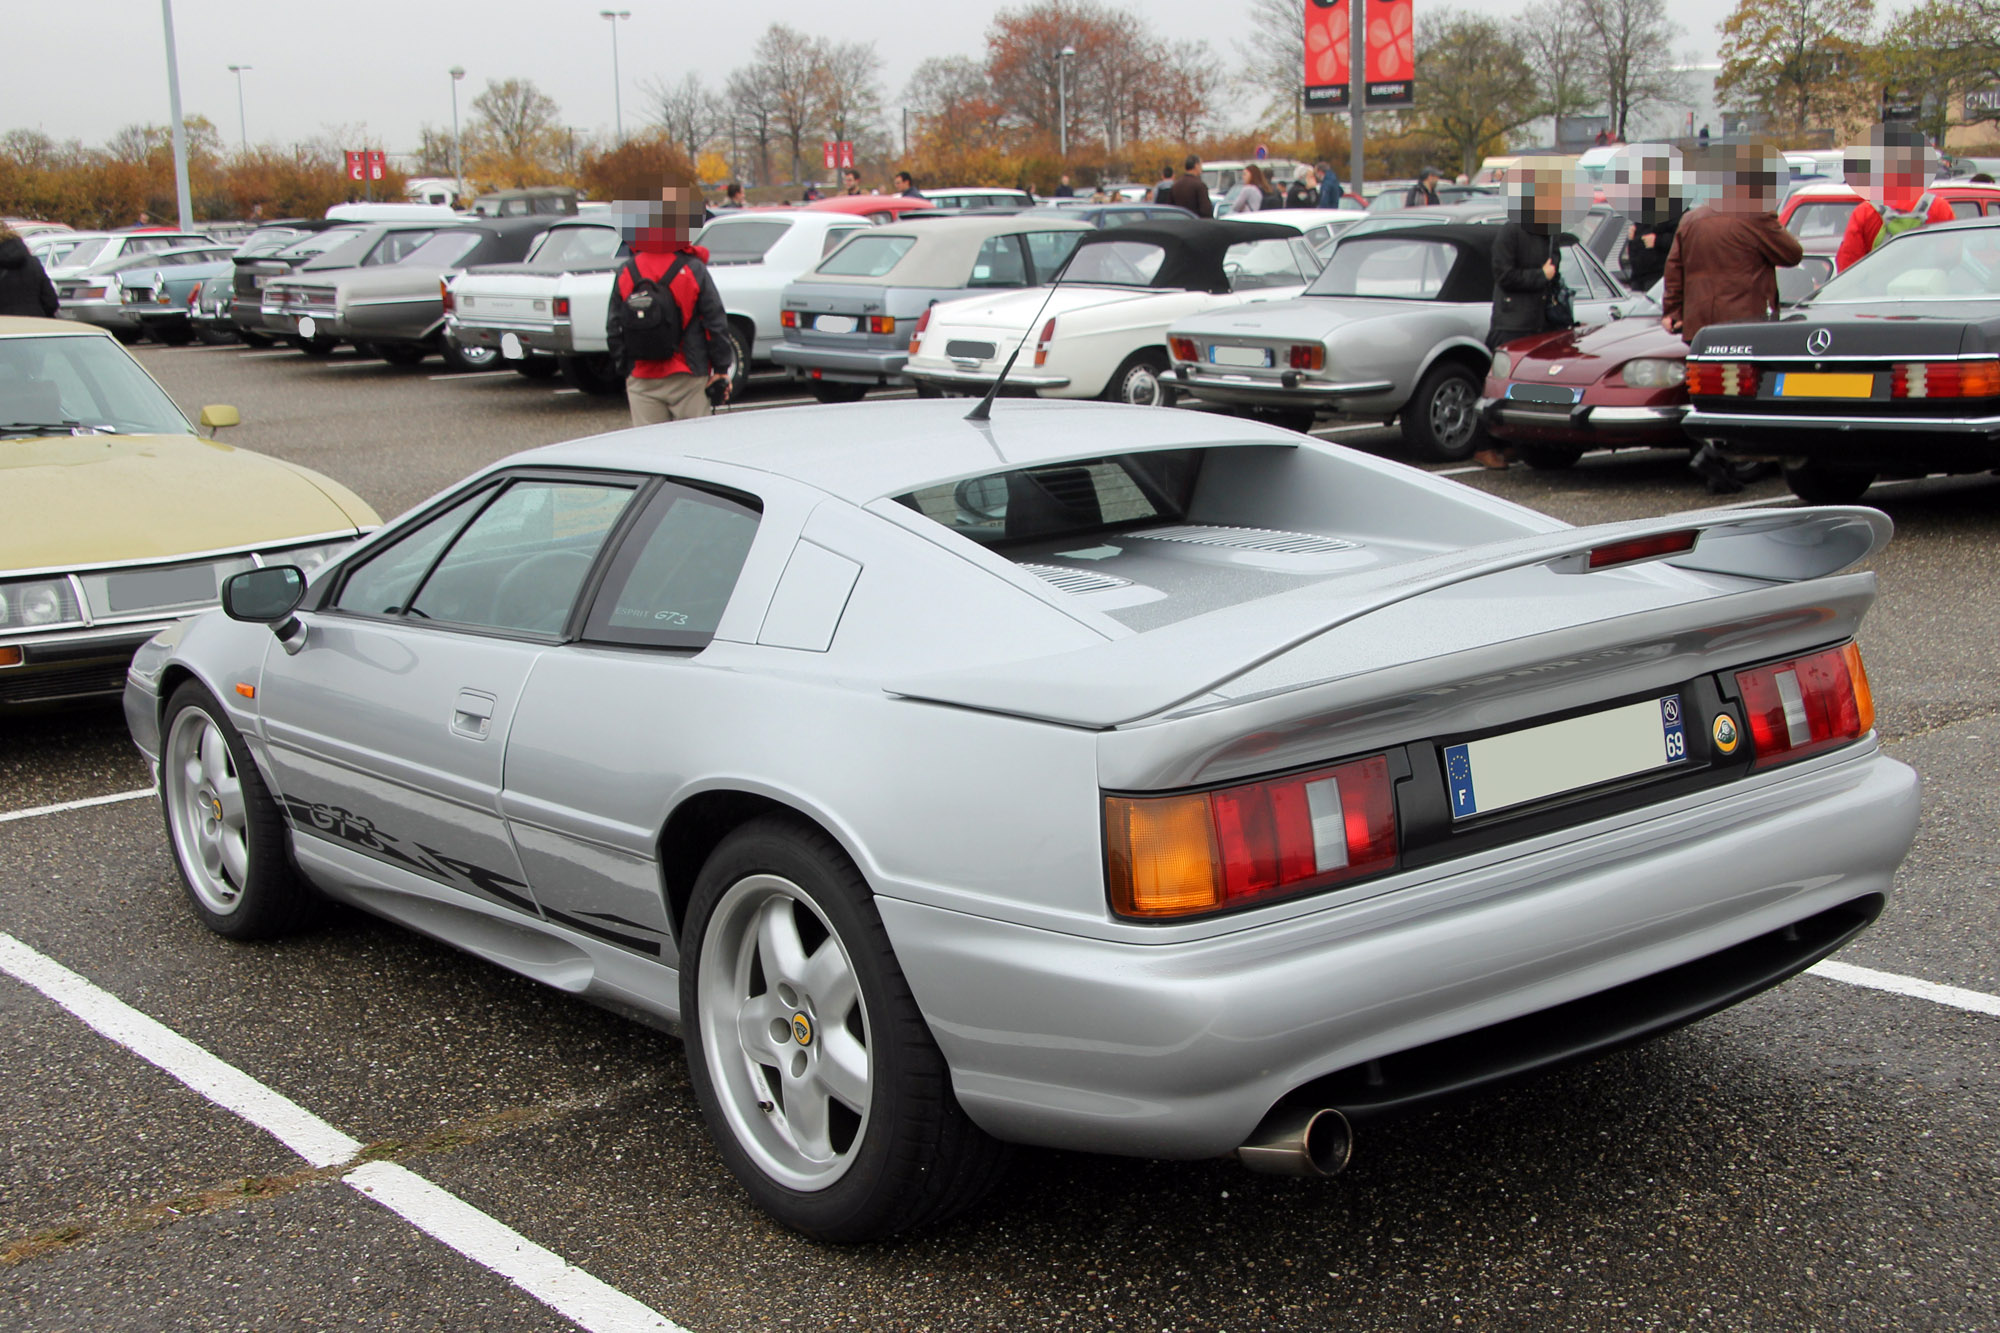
(3, 342, 1997, 1332)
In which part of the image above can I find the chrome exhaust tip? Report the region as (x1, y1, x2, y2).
(1235, 1105, 1353, 1177)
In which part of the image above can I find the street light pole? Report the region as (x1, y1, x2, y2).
(449, 66, 465, 206)
(159, 0, 193, 231)
(1057, 45, 1075, 161)
(600, 11, 630, 144)
(227, 64, 251, 154)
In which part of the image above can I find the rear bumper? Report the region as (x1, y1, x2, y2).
(1481, 397, 1688, 445)
(1687, 406, 2000, 468)
(903, 362, 1072, 392)
(261, 309, 345, 339)
(449, 315, 573, 357)
(881, 745, 1918, 1159)
(771, 342, 908, 384)
(57, 303, 142, 332)
(1173, 365, 1396, 409)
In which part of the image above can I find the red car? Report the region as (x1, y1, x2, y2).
(1780, 181, 2000, 258)
(803, 195, 936, 223)
(1479, 317, 1697, 468)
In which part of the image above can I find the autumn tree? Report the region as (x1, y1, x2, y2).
(580, 133, 697, 202)
(750, 24, 828, 183)
(1717, 0, 1876, 139)
(821, 40, 885, 145)
(985, 0, 1218, 154)
(1411, 11, 1543, 179)
(904, 56, 1008, 158)
(1515, 0, 1605, 126)
(1152, 40, 1221, 143)
(1236, 0, 1310, 140)
(468, 77, 567, 185)
(1870, 0, 1999, 143)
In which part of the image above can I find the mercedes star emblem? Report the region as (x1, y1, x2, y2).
(1806, 328, 1832, 355)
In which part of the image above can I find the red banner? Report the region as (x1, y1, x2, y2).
(822, 140, 855, 170)
(1304, 0, 1349, 112)
(1364, 0, 1415, 107)
(343, 149, 387, 181)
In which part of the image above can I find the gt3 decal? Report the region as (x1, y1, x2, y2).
(278, 796, 536, 913)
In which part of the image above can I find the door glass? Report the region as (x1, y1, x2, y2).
(362, 230, 438, 266)
(967, 234, 1029, 287)
(333, 491, 490, 617)
(1022, 230, 1083, 280)
(584, 483, 761, 649)
(409, 480, 635, 634)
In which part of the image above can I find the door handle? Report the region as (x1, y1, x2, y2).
(451, 688, 496, 740)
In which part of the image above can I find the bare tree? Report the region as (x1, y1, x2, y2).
(904, 56, 1007, 157)
(749, 24, 828, 184)
(725, 66, 775, 186)
(643, 72, 723, 164)
(820, 40, 884, 145)
(1412, 11, 1545, 178)
(1236, 0, 1309, 139)
(1580, 0, 1687, 137)
(1150, 38, 1221, 143)
(1516, 0, 1603, 125)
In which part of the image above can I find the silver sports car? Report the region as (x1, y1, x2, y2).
(123, 400, 1918, 1241)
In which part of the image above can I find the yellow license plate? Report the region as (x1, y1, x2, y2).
(1777, 372, 1874, 399)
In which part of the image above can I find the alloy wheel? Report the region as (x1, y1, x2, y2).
(164, 708, 252, 915)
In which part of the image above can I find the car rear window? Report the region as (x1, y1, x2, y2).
(1786, 201, 1860, 241)
(699, 219, 792, 264)
(896, 451, 1203, 547)
(817, 233, 917, 277)
(1062, 241, 1167, 286)
(1308, 236, 1458, 298)
(527, 224, 623, 267)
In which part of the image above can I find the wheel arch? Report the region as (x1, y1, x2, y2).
(1097, 344, 1173, 401)
(656, 784, 876, 944)
(1411, 336, 1492, 391)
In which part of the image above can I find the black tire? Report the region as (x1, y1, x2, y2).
(196, 324, 238, 346)
(111, 327, 142, 345)
(512, 357, 561, 379)
(723, 323, 752, 401)
(1784, 464, 1876, 504)
(293, 336, 339, 357)
(913, 381, 945, 399)
(680, 816, 1009, 1242)
(1100, 349, 1176, 407)
(155, 322, 196, 347)
(437, 335, 497, 372)
(1400, 361, 1491, 462)
(558, 353, 625, 396)
(378, 342, 431, 367)
(811, 382, 868, 405)
(237, 328, 274, 348)
(158, 682, 314, 941)
(1517, 442, 1584, 471)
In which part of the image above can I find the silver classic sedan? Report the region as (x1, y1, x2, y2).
(124, 400, 1918, 1241)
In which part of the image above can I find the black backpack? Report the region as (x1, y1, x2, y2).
(615, 255, 689, 360)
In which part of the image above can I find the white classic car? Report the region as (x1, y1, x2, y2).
(903, 215, 1349, 407)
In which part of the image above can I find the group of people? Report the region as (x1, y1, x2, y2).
(1051, 156, 1351, 216)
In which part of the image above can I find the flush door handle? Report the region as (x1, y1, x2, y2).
(451, 689, 496, 740)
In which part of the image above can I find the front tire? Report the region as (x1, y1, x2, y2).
(155, 322, 196, 347)
(1517, 442, 1584, 470)
(1101, 350, 1176, 407)
(723, 324, 752, 401)
(680, 817, 1008, 1242)
(160, 682, 314, 941)
(1400, 361, 1490, 462)
(810, 382, 868, 404)
(1784, 464, 1876, 504)
(378, 342, 430, 366)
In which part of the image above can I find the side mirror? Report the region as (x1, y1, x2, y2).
(198, 404, 240, 436)
(223, 566, 310, 653)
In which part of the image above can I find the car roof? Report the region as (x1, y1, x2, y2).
(0, 315, 113, 339)
(1328, 223, 1499, 300)
(517, 398, 1295, 505)
(811, 215, 1093, 285)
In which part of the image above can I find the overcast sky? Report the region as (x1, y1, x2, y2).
(11, 0, 1763, 156)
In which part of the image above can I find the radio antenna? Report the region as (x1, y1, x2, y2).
(965, 240, 1083, 423)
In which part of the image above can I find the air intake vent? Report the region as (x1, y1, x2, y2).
(1133, 524, 1359, 554)
(1021, 564, 1134, 595)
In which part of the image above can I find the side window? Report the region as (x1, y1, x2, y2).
(1560, 245, 1611, 299)
(332, 491, 491, 617)
(1950, 199, 1981, 219)
(821, 227, 861, 258)
(362, 230, 437, 267)
(1023, 230, 1082, 280)
(584, 483, 762, 649)
(968, 234, 1029, 288)
(408, 480, 635, 634)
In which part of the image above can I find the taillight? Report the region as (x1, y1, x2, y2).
(439, 278, 453, 314)
(1734, 643, 1872, 771)
(1890, 359, 2000, 398)
(1288, 343, 1325, 371)
(1105, 755, 1398, 920)
(187, 285, 200, 312)
(867, 314, 896, 335)
(1169, 336, 1199, 363)
(781, 309, 798, 329)
(909, 306, 931, 356)
(1033, 317, 1056, 367)
(1686, 361, 1759, 396)
(1585, 529, 1698, 570)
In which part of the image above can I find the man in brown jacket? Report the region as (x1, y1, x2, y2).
(1168, 155, 1214, 219)
(1661, 149, 1802, 343)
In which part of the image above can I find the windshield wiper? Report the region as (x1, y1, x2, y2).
(0, 420, 86, 437)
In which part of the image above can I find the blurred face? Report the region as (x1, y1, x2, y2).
(615, 188, 699, 248)
(1845, 131, 1942, 207)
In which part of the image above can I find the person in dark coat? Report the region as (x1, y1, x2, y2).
(0, 226, 60, 318)
(1617, 147, 1683, 292)
(1404, 167, 1443, 208)
(1168, 155, 1214, 219)
(1286, 166, 1319, 208)
(1481, 168, 1568, 468)
(606, 188, 734, 426)
(1153, 164, 1176, 204)
(1316, 163, 1345, 208)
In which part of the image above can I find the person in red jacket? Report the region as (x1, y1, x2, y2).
(1835, 129, 1953, 272)
(606, 186, 734, 426)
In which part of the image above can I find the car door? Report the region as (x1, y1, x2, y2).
(1562, 244, 1626, 324)
(501, 479, 766, 963)
(256, 472, 642, 918)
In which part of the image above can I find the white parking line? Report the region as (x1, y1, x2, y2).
(428, 370, 518, 382)
(552, 387, 583, 396)
(1809, 959, 2000, 1018)
(237, 350, 300, 360)
(0, 788, 154, 825)
(0, 933, 688, 1333)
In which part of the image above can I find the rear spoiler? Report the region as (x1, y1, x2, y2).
(887, 507, 1890, 728)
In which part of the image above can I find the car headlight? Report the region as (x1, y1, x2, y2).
(1622, 358, 1686, 388)
(0, 578, 83, 631)
(1490, 350, 1513, 379)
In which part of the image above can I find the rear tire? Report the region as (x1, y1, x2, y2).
(159, 682, 315, 941)
(237, 328, 274, 348)
(1517, 442, 1584, 470)
(1400, 361, 1491, 462)
(1100, 350, 1176, 407)
(512, 357, 560, 379)
(112, 327, 142, 345)
(378, 342, 429, 366)
(723, 324, 752, 401)
(811, 383, 868, 405)
(1784, 464, 1875, 504)
(437, 335, 497, 372)
(558, 353, 625, 396)
(293, 336, 338, 357)
(196, 324, 239, 346)
(155, 323, 196, 347)
(680, 816, 1009, 1242)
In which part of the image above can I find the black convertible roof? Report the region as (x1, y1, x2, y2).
(1331, 222, 1584, 304)
(1065, 217, 1302, 294)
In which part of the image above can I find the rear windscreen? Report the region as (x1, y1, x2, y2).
(896, 450, 1203, 546)
(698, 219, 791, 263)
(818, 233, 917, 277)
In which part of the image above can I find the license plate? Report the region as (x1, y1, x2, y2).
(1210, 345, 1272, 368)
(252, 276, 268, 290)
(1506, 383, 1582, 405)
(106, 564, 215, 614)
(815, 314, 858, 334)
(1443, 695, 1688, 820)
(1776, 371, 1873, 399)
(500, 332, 523, 360)
(297, 315, 318, 340)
